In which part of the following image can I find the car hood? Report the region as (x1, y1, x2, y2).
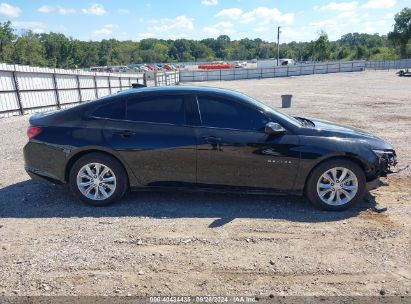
(299, 117, 393, 150)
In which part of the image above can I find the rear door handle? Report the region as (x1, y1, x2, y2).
(114, 130, 136, 137)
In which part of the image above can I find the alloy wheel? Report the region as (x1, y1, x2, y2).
(316, 167, 358, 206)
(76, 163, 117, 201)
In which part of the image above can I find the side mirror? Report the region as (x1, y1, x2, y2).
(265, 122, 286, 135)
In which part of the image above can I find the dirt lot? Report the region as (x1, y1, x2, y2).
(0, 70, 410, 297)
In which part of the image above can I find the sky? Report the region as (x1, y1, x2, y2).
(0, 0, 410, 43)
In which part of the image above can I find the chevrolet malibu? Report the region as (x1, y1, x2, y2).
(24, 86, 397, 210)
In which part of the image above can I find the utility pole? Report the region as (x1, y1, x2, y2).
(277, 26, 281, 66)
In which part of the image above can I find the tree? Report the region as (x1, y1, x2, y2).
(11, 31, 46, 66)
(312, 31, 331, 61)
(0, 21, 15, 62)
(225, 41, 248, 60)
(201, 36, 229, 59)
(173, 39, 193, 61)
(388, 7, 411, 58)
(0, 9, 406, 69)
(98, 39, 115, 66)
(355, 45, 368, 59)
(39, 32, 79, 68)
(188, 41, 214, 61)
(370, 46, 399, 60)
(115, 40, 139, 64)
(338, 48, 351, 60)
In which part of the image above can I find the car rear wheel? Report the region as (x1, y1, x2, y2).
(69, 153, 127, 206)
(305, 159, 365, 211)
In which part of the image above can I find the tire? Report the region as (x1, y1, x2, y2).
(305, 159, 366, 211)
(69, 152, 128, 206)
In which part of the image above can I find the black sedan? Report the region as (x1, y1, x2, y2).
(24, 86, 397, 210)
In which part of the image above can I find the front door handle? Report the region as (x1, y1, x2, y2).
(203, 136, 223, 151)
(114, 130, 136, 137)
(203, 136, 221, 144)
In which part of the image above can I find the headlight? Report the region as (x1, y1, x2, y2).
(372, 149, 388, 158)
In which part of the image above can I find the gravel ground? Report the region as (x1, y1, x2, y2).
(0, 70, 410, 297)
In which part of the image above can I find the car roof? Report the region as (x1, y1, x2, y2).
(117, 85, 240, 97)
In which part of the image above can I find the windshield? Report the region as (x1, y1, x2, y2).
(234, 91, 302, 127)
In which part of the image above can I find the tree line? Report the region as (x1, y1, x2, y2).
(0, 7, 410, 69)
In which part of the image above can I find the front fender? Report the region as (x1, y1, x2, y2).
(292, 136, 378, 190)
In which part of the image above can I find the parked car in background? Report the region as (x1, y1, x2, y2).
(280, 59, 295, 66)
(24, 86, 397, 210)
(163, 64, 176, 71)
(234, 61, 247, 68)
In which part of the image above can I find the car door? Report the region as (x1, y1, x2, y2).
(101, 93, 197, 187)
(194, 94, 300, 191)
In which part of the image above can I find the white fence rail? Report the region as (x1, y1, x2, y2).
(179, 61, 366, 82)
(1, 59, 410, 118)
(365, 59, 411, 70)
(0, 63, 146, 118)
(154, 71, 180, 86)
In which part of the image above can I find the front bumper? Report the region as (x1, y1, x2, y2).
(377, 150, 397, 177)
(366, 150, 397, 189)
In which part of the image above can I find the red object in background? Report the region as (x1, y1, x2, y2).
(27, 126, 43, 140)
(198, 64, 234, 70)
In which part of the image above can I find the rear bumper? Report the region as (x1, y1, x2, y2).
(25, 167, 64, 184)
(24, 141, 68, 184)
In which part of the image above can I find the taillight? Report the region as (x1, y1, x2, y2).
(27, 126, 43, 140)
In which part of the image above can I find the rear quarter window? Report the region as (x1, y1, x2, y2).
(92, 99, 126, 120)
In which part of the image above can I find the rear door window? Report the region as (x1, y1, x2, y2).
(127, 95, 186, 125)
(92, 99, 126, 120)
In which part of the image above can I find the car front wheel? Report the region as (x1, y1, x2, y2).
(69, 153, 127, 206)
(305, 159, 366, 211)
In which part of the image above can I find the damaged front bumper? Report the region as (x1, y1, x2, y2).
(373, 149, 398, 177)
